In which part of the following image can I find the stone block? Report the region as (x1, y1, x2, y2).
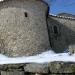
(24, 63, 49, 74)
(49, 62, 75, 73)
(1, 71, 25, 75)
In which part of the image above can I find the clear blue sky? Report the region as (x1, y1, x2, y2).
(44, 0, 75, 15)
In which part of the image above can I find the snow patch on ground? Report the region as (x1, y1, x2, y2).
(0, 50, 75, 65)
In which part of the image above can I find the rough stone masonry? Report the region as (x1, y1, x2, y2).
(0, 0, 50, 57)
(48, 15, 75, 54)
(0, 62, 75, 75)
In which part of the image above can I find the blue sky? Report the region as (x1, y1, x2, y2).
(44, 0, 75, 15)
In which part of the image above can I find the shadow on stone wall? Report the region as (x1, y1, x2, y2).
(48, 17, 75, 53)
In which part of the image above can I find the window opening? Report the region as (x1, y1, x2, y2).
(53, 26, 58, 35)
(24, 12, 28, 17)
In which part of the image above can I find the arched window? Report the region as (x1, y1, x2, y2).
(53, 26, 58, 35)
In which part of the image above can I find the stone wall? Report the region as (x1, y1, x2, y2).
(48, 15, 75, 53)
(0, 0, 50, 57)
(0, 62, 75, 75)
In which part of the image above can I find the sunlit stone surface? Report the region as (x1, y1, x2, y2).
(0, 0, 50, 57)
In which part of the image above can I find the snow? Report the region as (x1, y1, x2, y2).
(0, 0, 3, 1)
(0, 50, 75, 65)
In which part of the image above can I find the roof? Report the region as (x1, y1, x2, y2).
(49, 15, 75, 20)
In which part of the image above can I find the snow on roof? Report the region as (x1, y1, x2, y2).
(49, 14, 75, 20)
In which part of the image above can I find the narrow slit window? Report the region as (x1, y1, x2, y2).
(24, 12, 28, 17)
(53, 26, 58, 34)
